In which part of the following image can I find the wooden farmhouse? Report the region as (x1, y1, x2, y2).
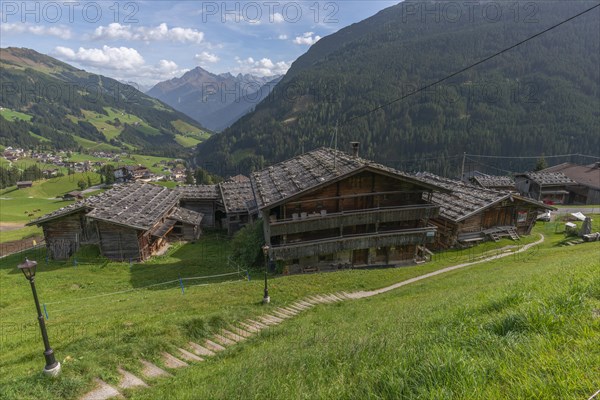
(251, 147, 446, 274)
(514, 171, 577, 204)
(28, 183, 203, 261)
(416, 173, 554, 248)
(541, 162, 600, 205)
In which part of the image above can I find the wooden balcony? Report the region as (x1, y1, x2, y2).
(270, 226, 437, 260)
(269, 204, 439, 237)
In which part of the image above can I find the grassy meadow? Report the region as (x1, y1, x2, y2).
(0, 220, 598, 399)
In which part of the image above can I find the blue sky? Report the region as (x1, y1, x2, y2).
(1, 1, 398, 88)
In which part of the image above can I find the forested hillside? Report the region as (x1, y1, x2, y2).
(196, 1, 599, 176)
(0, 48, 209, 157)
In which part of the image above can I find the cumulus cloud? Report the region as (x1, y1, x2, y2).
(54, 45, 145, 70)
(52, 45, 187, 85)
(194, 51, 220, 64)
(278, 34, 288, 40)
(293, 32, 321, 45)
(272, 13, 285, 23)
(92, 22, 204, 43)
(0, 23, 71, 39)
(234, 56, 290, 77)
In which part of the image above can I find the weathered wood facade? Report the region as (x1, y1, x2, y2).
(515, 172, 577, 205)
(176, 185, 219, 228)
(218, 180, 256, 235)
(252, 148, 445, 273)
(541, 163, 600, 205)
(418, 173, 554, 249)
(30, 182, 204, 261)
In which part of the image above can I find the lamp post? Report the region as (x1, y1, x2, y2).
(261, 245, 270, 304)
(18, 258, 61, 377)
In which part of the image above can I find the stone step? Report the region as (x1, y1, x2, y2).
(80, 378, 123, 400)
(117, 368, 148, 390)
(178, 348, 203, 362)
(278, 307, 298, 315)
(188, 342, 216, 357)
(287, 304, 306, 312)
(297, 300, 314, 308)
(204, 339, 227, 352)
(271, 310, 292, 319)
(228, 326, 253, 338)
(161, 352, 188, 369)
(259, 315, 283, 325)
(246, 319, 269, 329)
(212, 333, 237, 346)
(221, 329, 246, 342)
(239, 321, 262, 333)
(140, 360, 172, 379)
(328, 293, 345, 301)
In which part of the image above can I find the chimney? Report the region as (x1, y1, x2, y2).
(350, 142, 359, 157)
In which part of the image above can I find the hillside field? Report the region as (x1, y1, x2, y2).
(0, 222, 598, 399)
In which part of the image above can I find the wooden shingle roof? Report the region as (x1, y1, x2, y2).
(417, 173, 553, 222)
(218, 181, 255, 213)
(168, 207, 204, 225)
(175, 185, 220, 200)
(471, 174, 515, 189)
(85, 182, 180, 230)
(518, 171, 577, 186)
(251, 147, 445, 209)
(416, 173, 508, 222)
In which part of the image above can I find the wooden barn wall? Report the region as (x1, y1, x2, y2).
(182, 223, 200, 241)
(96, 221, 141, 261)
(42, 214, 84, 260)
(279, 171, 427, 218)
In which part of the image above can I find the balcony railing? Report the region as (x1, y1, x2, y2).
(269, 204, 439, 237)
(270, 226, 437, 260)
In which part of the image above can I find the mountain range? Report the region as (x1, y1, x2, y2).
(195, 1, 599, 176)
(0, 47, 209, 157)
(147, 68, 281, 132)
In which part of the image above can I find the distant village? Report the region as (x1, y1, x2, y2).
(2, 147, 191, 184)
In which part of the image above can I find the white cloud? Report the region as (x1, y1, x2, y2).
(194, 51, 220, 64)
(54, 45, 145, 70)
(0, 23, 71, 39)
(273, 13, 285, 23)
(52, 45, 187, 85)
(293, 32, 321, 45)
(92, 23, 204, 43)
(234, 56, 290, 77)
(278, 34, 288, 40)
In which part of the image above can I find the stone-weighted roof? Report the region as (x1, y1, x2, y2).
(218, 181, 255, 213)
(175, 184, 220, 200)
(471, 173, 515, 189)
(251, 147, 445, 209)
(86, 183, 181, 230)
(518, 171, 577, 186)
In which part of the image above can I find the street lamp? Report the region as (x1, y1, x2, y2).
(261, 245, 270, 304)
(18, 258, 61, 377)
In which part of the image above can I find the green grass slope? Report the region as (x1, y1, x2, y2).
(0, 224, 597, 399)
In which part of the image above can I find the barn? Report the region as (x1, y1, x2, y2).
(417, 173, 554, 248)
(28, 183, 203, 261)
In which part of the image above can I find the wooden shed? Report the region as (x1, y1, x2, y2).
(417, 173, 555, 249)
(252, 148, 446, 274)
(514, 171, 577, 204)
(217, 180, 256, 235)
(30, 182, 203, 261)
(176, 185, 220, 228)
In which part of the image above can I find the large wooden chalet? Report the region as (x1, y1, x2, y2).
(28, 183, 203, 261)
(417, 173, 554, 248)
(251, 147, 446, 273)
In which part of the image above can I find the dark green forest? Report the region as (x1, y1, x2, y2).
(196, 1, 599, 176)
(0, 48, 205, 157)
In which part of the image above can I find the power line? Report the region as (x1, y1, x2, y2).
(342, 3, 600, 126)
